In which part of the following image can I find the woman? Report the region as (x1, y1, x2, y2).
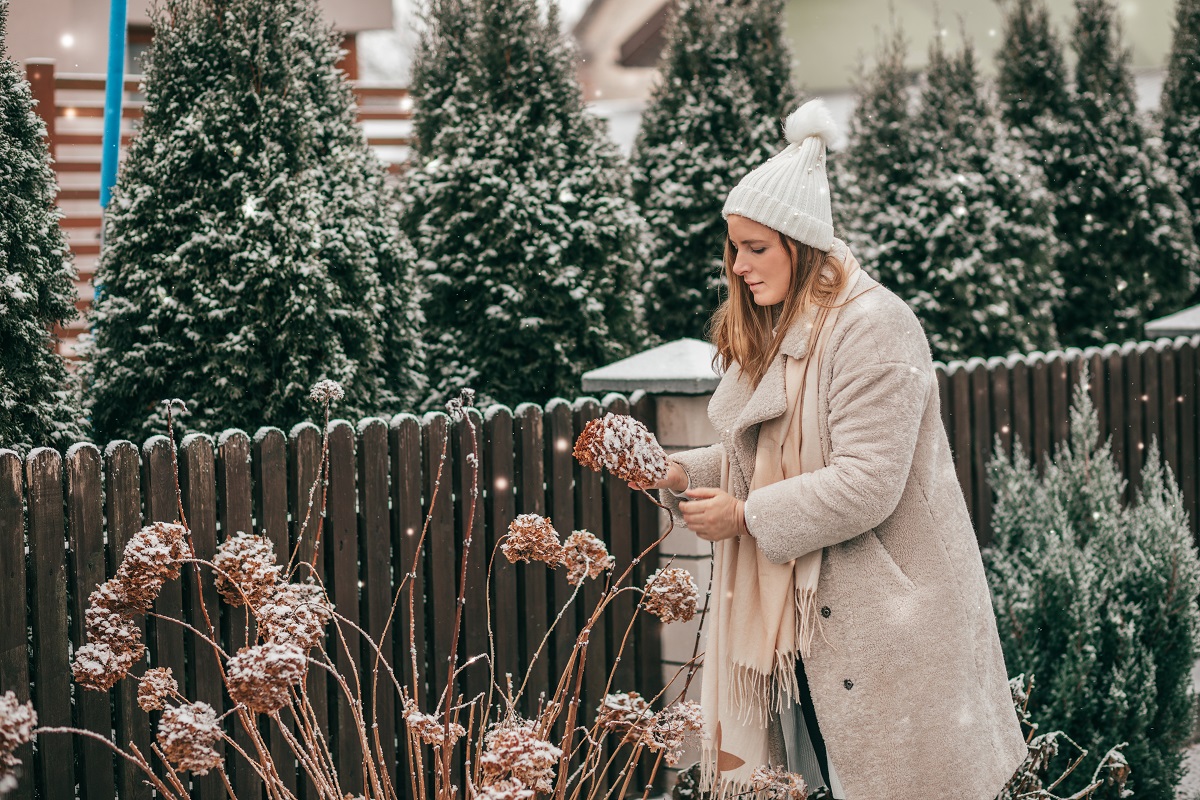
(636, 99, 1026, 800)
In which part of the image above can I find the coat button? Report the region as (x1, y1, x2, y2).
(820, 606, 831, 618)
(843, 679, 854, 691)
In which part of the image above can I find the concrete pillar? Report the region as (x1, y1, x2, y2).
(582, 337, 721, 772)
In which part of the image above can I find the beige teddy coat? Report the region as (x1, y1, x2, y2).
(661, 264, 1027, 800)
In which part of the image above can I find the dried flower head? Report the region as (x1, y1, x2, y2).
(641, 568, 699, 623)
(72, 637, 146, 691)
(502, 515, 563, 566)
(445, 388, 476, 422)
(640, 700, 703, 766)
(137, 667, 179, 712)
(309, 380, 345, 405)
(560, 530, 614, 585)
(474, 778, 535, 800)
(0, 692, 36, 791)
(402, 701, 466, 748)
(226, 642, 308, 714)
(751, 766, 808, 800)
(573, 413, 668, 486)
(597, 691, 653, 729)
(479, 721, 562, 793)
(157, 701, 223, 775)
(113, 522, 190, 612)
(256, 582, 334, 650)
(213, 532, 282, 608)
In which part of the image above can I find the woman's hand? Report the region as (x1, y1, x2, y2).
(627, 461, 689, 493)
(678, 487, 745, 542)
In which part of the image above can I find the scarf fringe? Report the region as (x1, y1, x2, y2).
(700, 741, 770, 800)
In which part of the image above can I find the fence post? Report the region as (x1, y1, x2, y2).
(0, 450, 32, 800)
(24, 60, 55, 159)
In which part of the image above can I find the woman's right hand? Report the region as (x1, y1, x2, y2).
(627, 461, 688, 493)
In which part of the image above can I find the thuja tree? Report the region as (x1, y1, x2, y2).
(985, 377, 1200, 800)
(997, 0, 1197, 347)
(1160, 0, 1200, 285)
(86, 0, 423, 443)
(905, 35, 1060, 360)
(402, 0, 649, 409)
(995, 0, 1069, 133)
(834, 23, 924, 300)
(0, 0, 86, 453)
(630, 0, 792, 341)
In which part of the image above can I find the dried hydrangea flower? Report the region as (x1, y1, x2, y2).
(157, 701, 223, 775)
(137, 667, 179, 712)
(213, 532, 281, 608)
(502, 515, 563, 566)
(639, 700, 703, 766)
(573, 413, 668, 486)
(113, 522, 190, 612)
(641, 567, 699, 623)
(597, 691, 653, 729)
(72, 638, 146, 691)
(751, 766, 809, 800)
(402, 701, 465, 748)
(560, 530, 613, 585)
(0, 692, 36, 791)
(256, 582, 333, 650)
(474, 777, 535, 800)
(226, 642, 307, 714)
(479, 721, 562, 793)
(309, 379, 345, 405)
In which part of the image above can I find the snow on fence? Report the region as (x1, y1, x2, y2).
(935, 335, 1200, 543)
(0, 394, 663, 800)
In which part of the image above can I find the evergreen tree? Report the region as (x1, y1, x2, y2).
(85, 0, 423, 443)
(401, 0, 649, 409)
(985, 376, 1200, 800)
(1160, 0, 1200, 288)
(904, 34, 1060, 359)
(630, 0, 791, 341)
(0, 0, 86, 454)
(995, 0, 1069, 131)
(834, 23, 925, 300)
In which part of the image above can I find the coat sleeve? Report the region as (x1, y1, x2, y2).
(657, 443, 724, 525)
(742, 346, 931, 565)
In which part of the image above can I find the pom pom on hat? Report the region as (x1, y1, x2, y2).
(784, 98, 838, 149)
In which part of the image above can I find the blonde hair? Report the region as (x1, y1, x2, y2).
(708, 231, 850, 388)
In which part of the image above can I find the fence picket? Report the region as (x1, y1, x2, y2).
(65, 444, 116, 800)
(358, 417, 397, 789)
(179, 434, 224, 799)
(987, 357, 1011, 458)
(513, 403, 550, 705)
(543, 399, 577, 718)
(1010, 356, 1032, 459)
(104, 441, 153, 800)
(1142, 343, 1162, 472)
(216, 430, 262, 800)
(1029, 353, 1052, 469)
(0, 451, 31, 800)
(1123, 342, 1146, 494)
(948, 364, 973, 521)
(25, 449, 74, 800)
(143, 436, 186, 691)
(572, 398, 607, 747)
(967, 360, 992, 544)
(456, 409, 490, 709)
(1178, 340, 1198, 539)
(253, 427, 295, 795)
(1085, 348, 1107, 436)
(1048, 350, 1070, 452)
(484, 407, 521, 693)
(601, 394, 637, 698)
(1156, 341, 1180, 490)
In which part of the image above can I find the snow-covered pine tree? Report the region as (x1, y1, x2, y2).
(1160, 0, 1200, 290)
(0, 0, 86, 454)
(1044, 0, 1196, 346)
(904, 34, 1060, 360)
(995, 0, 1069, 133)
(834, 23, 925, 300)
(985, 375, 1200, 800)
(630, 0, 788, 341)
(401, 0, 649, 409)
(85, 0, 423, 443)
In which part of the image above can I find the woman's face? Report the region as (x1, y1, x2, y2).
(727, 215, 793, 307)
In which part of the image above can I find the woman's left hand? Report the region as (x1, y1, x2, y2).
(678, 487, 745, 542)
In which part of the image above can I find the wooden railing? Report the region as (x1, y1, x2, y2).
(25, 60, 412, 359)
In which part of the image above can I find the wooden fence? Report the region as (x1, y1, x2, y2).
(934, 335, 1200, 544)
(0, 394, 664, 800)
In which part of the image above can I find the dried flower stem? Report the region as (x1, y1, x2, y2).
(35, 726, 179, 799)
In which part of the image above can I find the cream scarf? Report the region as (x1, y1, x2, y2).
(700, 253, 860, 795)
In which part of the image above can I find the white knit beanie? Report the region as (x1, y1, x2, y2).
(722, 98, 839, 251)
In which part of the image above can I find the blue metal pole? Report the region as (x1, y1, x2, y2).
(99, 0, 127, 209)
